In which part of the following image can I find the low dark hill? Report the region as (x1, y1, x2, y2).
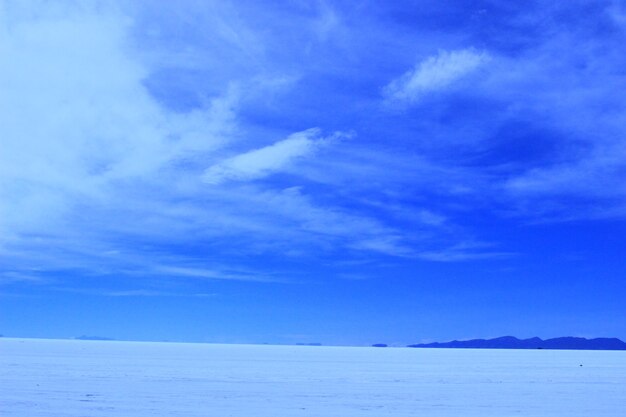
(408, 336, 626, 350)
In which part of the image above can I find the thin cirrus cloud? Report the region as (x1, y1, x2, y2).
(203, 129, 343, 185)
(383, 48, 490, 105)
(153, 265, 281, 283)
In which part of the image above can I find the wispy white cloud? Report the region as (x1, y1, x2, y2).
(482, 31, 626, 218)
(203, 129, 341, 184)
(505, 154, 626, 198)
(312, 2, 342, 43)
(0, 271, 44, 285)
(350, 236, 413, 257)
(384, 48, 490, 105)
(0, 2, 236, 243)
(64, 288, 217, 298)
(609, 1, 626, 27)
(154, 265, 280, 283)
(416, 242, 512, 262)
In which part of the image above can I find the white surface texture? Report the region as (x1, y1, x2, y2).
(1, 338, 625, 416)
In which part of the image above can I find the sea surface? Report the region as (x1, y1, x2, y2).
(1, 338, 625, 416)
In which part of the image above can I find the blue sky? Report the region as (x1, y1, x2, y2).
(1, 0, 626, 345)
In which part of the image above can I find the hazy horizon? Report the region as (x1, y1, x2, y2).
(2, 335, 625, 351)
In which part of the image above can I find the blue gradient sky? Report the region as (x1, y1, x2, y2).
(1, 0, 626, 345)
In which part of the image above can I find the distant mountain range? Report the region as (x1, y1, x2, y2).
(73, 335, 116, 341)
(408, 336, 626, 350)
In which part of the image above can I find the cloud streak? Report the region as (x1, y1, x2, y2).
(384, 48, 490, 105)
(203, 129, 341, 184)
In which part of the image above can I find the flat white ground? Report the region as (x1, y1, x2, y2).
(1, 338, 624, 416)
